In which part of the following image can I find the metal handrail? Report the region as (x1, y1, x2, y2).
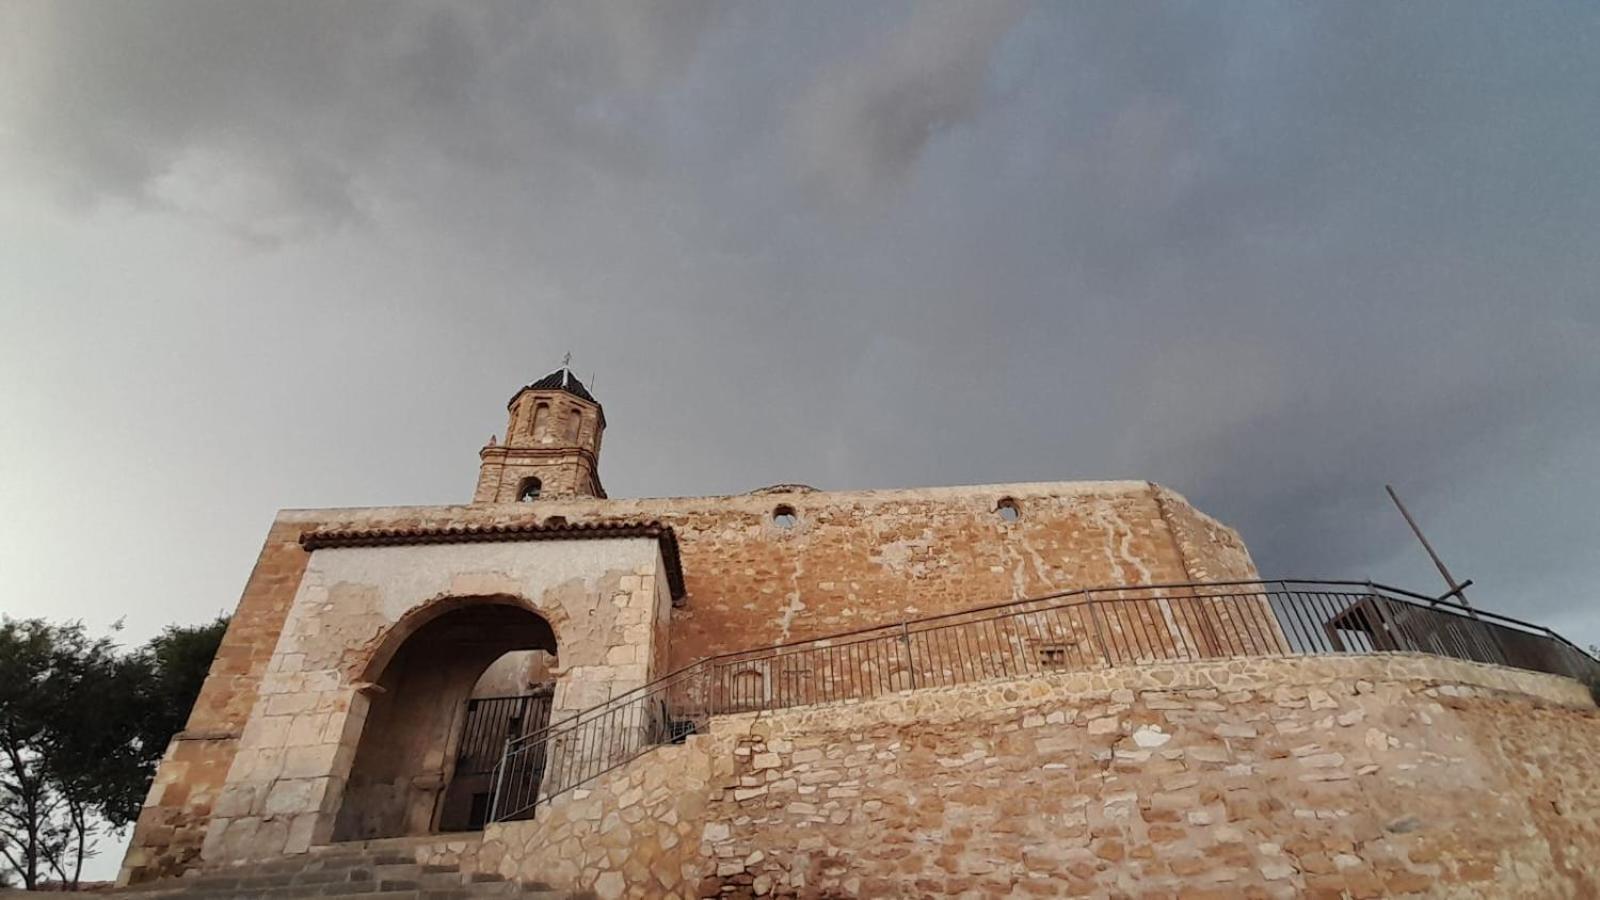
(489, 578, 1598, 822)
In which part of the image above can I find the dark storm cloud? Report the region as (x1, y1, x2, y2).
(3, 0, 1598, 654)
(786, 2, 1028, 202)
(1, 2, 731, 237)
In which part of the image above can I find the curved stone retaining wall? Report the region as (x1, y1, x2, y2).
(479, 654, 1600, 898)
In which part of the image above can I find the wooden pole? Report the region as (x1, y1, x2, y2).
(1385, 484, 1476, 613)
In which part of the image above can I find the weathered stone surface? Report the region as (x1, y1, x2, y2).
(480, 740, 715, 899)
(161, 534, 676, 874)
(119, 380, 1599, 898)
(126, 473, 1272, 883)
(117, 520, 311, 886)
(451, 653, 1600, 898)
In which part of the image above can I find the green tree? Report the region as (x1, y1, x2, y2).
(0, 615, 227, 889)
(0, 619, 125, 889)
(1588, 644, 1600, 705)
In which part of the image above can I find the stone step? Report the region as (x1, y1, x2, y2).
(301, 851, 421, 867)
(108, 877, 556, 890)
(305, 883, 524, 890)
(106, 831, 565, 899)
(311, 833, 485, 855)
(111, 868, 565, 899)
(405, 865, 522, 891)
(203, 854, 412, 879)
(183, 867, 378, 889)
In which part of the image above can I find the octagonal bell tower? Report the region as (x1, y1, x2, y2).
(473, 365, 606, 502)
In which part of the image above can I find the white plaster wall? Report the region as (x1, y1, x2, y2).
(473, 650, 555, 698)
(201, 536, 668, 864)
(299, 538, 658, 625)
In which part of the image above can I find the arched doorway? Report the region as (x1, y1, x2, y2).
(332, 600, 557, 841)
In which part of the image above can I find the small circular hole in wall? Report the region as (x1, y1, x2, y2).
(997, 498, 1020, 522)
(772, 505, 798, 529)
(543, 516, 567, 527)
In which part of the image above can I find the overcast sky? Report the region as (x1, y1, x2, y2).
(4, 3, 1599, 648)
(3, 1, 1598, 878)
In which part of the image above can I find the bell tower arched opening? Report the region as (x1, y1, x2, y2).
(331, 601, 557, 842)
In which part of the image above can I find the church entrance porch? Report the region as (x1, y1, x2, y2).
(195, 528, 679, 867)
(331, 602, 556, 842)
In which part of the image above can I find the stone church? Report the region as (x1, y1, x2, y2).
(117, 369, 1600, 898)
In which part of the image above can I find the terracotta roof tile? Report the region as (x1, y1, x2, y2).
(299, 520, 685, 604)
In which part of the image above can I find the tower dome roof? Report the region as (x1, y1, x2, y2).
(519, 368, 599, 404)
(507, 367, 605, 426)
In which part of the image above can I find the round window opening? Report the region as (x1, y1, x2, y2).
(997, 498, 1020, 522)
(772, 505, 798, 529)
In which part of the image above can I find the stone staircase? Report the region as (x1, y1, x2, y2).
(111, 835, 569, 899)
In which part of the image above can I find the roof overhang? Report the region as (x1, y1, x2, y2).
(299, 520, 685, 604)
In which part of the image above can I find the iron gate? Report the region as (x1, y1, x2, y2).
(452, 687, 552, 828)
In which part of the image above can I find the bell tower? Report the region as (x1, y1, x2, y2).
(473, 364, 606, 503)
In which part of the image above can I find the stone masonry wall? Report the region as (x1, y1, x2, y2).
(197, 537, 670, 868)
(118, 520, 310, 885)
(123, 479, 1256, 882)
(474, 741, 717, 899)
(474, 448, 598, 504)
(474, 387, 604, 502)
(285, 480, 1258, 670)
(698, 655, 1599, 898)
(479, 654, 1598, 899)
(1153, 485, 1257, 584)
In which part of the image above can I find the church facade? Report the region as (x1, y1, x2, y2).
(119, 369, 1259, 882)
(117, 371, 1600, 899)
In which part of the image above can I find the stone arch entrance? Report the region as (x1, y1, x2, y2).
(332, 599, 557, 841)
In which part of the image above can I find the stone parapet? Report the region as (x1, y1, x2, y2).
(478, 653, 1600, 898)
(478, 742, 715, 899)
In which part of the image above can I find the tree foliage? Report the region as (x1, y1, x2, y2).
(1588, 645, 1600, 706)
(0, 615, 227, 889)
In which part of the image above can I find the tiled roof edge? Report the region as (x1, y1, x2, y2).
(299, 520, 686, 603)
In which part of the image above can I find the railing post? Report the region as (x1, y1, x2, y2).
(900, 621, 917, 690)
(487, 736, 511, 824)
(1361, 581, 1391, 652)
(1267, 580, 1292, 657)
(1545, 627, 1584, 682)
(1481, 619, 1512, 668)
(1085, 590, 1112, 667)
(1192, 585, 1225, 658)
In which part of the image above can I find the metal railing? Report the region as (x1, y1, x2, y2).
(456, 690, 553, 776)
(489, 579, 1599, 822)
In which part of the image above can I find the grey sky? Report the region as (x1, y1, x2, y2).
(4, 1, 1599, 652)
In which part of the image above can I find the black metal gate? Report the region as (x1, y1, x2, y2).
(448, 687, 552, 830)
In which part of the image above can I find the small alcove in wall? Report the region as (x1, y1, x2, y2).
(772, 505, 799, 529)
(996, 498, 1021, 523)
